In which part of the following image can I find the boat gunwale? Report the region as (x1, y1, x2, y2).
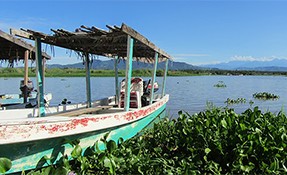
(0, 94, 169, 145)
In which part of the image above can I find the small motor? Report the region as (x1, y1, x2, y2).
(20, 79, 34, 96)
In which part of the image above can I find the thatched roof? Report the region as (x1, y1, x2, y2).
(0, 30, 51, 62)
(11, 23, 172, 63)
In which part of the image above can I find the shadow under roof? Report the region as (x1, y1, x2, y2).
(0, 30, 50, 62)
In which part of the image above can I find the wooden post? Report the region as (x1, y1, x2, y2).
(114, 56, 119, 105)
(85, 53, 92, 108)
(35, 38, 45, 117)
(124, 35, 134, 111)
(150, 52, 158, 104)
(23, 50, 29, 103)
(161, 59, 169, 96)
(42, 57, 46, 90)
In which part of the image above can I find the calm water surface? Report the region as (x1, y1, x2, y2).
(1, 76, 286, 118)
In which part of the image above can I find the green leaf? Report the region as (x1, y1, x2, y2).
(104, 157, 115, 174)
(281, 133, 287, 141)
(101, 132, 110, 144)
(270, 157, 279, 171)
(54, 167, 68, 175)
(71, 145, 82, 158)
(62, 155, 70, 169)
(183, 128, 187, 135)
(205, 148, 211, 154)
(221, 119, 227, 128)
(117, 137, 124, 145)
(240, 123, 247, 130)
(107, 140, 117, 153)
(0, 157, 12, 173)
(43, 166, 54, 175)
(98, 152, 106, 163)
(240, 164, 254, 173)
(255, 128, 262, 134)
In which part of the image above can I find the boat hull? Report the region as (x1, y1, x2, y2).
(1, 96, 168, 174)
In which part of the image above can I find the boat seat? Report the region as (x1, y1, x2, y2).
(119, 91, 141, 108)
(56, 105, 112, 117)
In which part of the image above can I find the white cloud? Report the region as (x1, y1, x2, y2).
(195, 61, 222, 66)
(172, 53, 209, 57)
(231, 55, 275, 62)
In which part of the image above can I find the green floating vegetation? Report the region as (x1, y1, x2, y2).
(225, 98, 246, 105)
(23, 106, 287, 175)
(0, 157, 12, 174)
(253, 92, 280, 100)
(214, 81, 227, 88)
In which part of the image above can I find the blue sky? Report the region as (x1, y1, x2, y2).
(1, 0, 287, 65)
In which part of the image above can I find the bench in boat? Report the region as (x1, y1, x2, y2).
(56, 105, 112, 117)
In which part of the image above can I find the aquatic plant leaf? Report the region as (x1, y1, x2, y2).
(54, 167, 68, 174)
(205, 148, 211, 154)
(221, 119, 227, 128)
(104, 157, 115, 174)
(42, 166, 54, 175)
(71, 145, 82, 158)
(107, 140, 117, 153)
(0, 157, 12, 173)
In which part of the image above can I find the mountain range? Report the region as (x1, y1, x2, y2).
(201, 58, 287, 71)
(46, 59, 200, 71)
(44, 58, 287, 72)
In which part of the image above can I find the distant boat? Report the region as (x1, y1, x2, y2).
(1, 23, 172, 174)
(0, 29, 51, 111)
(0, 80, 52, 109)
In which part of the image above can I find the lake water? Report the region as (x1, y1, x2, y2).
(1, 76, 287, 118)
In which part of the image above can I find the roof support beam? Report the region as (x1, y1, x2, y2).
(124, 35, 134, 111)
(23, 50, 29, 103)
(114, 56, 119, 105)
(150, 52, 158, 104)
(161, 59, 169, 97)
(35, 38, 45, 117)
(85, 53, 92, 108)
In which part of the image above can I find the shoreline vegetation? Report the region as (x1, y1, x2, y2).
(2, 106, 285, 174)
(1, 67, 287, 77)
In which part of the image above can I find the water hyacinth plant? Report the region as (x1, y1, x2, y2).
(214, 81, 227, 88)
(225, 98, 246, 105)
(253, 92, 280, 100)
(3, 106, 287, 174)
(0, 157, 12, 174)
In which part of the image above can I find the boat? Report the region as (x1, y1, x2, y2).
(0, 23, 172, 174)
(0, 79, 52, 109)
(0, 29, 52, 110)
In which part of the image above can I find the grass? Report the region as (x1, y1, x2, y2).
(2, 67, 287, 77)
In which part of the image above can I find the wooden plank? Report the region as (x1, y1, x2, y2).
(57, 106, 112, 117)
(8, 29, 51, 59)
(9, 29, 34, 40)
(23, 50, 29, 103)
(81, 25, 108, 35)
(120, 23, 172, 61)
